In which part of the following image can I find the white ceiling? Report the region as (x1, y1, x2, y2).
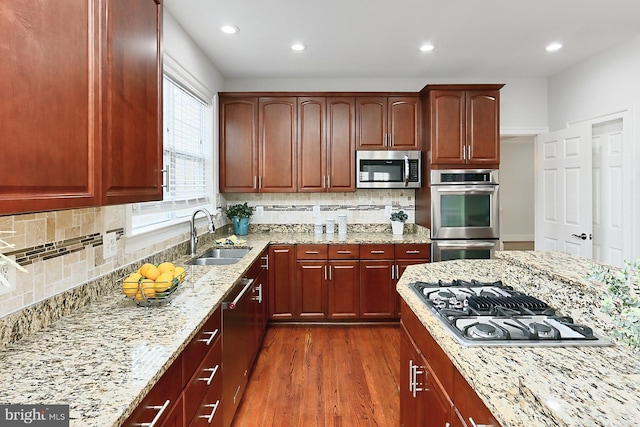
(164, 0, 640, 80)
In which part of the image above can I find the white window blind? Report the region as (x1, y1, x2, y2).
(131, 75, 213, 234)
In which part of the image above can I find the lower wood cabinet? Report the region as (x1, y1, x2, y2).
(268, 245, 296, 320)
(400, 300, 502, 427)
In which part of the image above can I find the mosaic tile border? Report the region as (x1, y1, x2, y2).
(5, 228, 125, 267)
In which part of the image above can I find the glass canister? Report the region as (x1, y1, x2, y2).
(314, 222, 324, 234)
(325, 218, 335, 234)
(338, 214, 347, 234)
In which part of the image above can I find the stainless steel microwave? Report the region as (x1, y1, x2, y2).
(356, 150, 421, 189)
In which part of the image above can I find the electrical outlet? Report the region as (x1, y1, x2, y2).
(313, 205, 320, 215)
(255, 206, 264, 215)
(385, 205, 393, 217)
(103, 232, 117, 259)
(0, 255, 17, 295)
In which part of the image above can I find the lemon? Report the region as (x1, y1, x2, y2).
(143, 265, 161, 281)
(154, 272, 174, 292)
(122, 281, 139, 297)
(138, 263, 155, 277)
(158, 262, 175, 276)
(174, 266, 186, 282)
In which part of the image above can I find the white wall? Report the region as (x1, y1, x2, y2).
(547, 33, 640, 260)
(499, 137, 535, 242)
(224, 77, 549, 134)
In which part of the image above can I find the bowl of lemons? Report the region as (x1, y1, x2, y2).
(122, 262, 186, 304)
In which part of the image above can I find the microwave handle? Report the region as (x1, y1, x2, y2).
(404, 155, 409, 187)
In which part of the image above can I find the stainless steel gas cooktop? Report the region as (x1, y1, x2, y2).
(411, 280, 612, 347)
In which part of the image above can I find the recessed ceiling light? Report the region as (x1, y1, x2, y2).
(291, 43, 307, 51)
(419, 43, 435, 52)
(546, 42, 563, 52)
(221, 25, 239, 34)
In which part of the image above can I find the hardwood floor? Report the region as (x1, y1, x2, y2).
(231, 325, 401, 427)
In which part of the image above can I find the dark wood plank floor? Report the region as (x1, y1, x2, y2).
(231, 325, 401, 427)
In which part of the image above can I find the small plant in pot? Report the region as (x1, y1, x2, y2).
(390, 210, 408, 235)
(226, 202, 254, 236)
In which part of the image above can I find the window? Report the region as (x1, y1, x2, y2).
(130, 74, 214, 234)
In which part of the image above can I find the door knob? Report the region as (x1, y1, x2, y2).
(571, 233, 592, 240)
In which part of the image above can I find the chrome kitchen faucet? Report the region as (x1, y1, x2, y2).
(190, 208, 216, 256)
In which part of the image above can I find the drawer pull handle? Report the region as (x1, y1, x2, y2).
(199, 364, 220, 386)
(370, 250, 385, 254)
(405, 250, 421, 254)
(305, 251, 320, 254)
(337, 250, 351, 254)
(142, 399, 170, 427)
(198, 329, 219, 346)
(200, 399, 220, 424)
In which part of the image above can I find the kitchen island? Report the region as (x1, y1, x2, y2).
(396, 251, 640, 427)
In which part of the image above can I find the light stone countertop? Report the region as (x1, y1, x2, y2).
(396, 252, 640, 427)
(0, 231, 428, 427)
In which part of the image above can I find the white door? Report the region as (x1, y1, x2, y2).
(592, 119, 629, 267)
(535, 125, 593, 257)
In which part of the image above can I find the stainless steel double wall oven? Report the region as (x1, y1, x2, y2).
(430, 169, 500, 261)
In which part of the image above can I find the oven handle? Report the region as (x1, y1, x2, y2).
(433, 186, 497, 194)
(435, 241, 496, 249)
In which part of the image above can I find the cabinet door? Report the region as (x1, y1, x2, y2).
(422, 360, 453, 427)
(0, 0, 100, 214)
(388, 97, 420, 150)
(356, 97, 387, 150)
(395, 259, 429, 317)
(160, 395, 184, 427)
(466, 90, 500, 165)
(259, 97, 297, 192)
(453, 369, 502, 427)
(359, 259, 395, 318)
(429, 90, 466, 165)
(328, 260, 360, 319)
(296, 260, 327, 319)
(268, 245, 296, 320)
(220, 97, 258, 192)
(327, 97, 356, 191)
(102, 0, 163, 204)
(297, 97, 326, 192)
(400, 327, 423, 427)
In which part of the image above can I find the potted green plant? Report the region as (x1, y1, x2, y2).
(390, 210, 408, 235)
(226, 202, 254, 236)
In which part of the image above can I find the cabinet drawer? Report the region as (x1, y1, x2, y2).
(188, 371, 224, 427)
(328, 244, 359, 259)
(183, 306, 222, 386)
(360, 244, 394, 259)
(296, 244, 328, 259)
(122, 355, 183, 427)
(185, 336, 222, 423)
(395, 243, 431, 260)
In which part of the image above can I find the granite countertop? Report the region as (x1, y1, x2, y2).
(396, 251, 640, 427)
(0, 230, 429, 427)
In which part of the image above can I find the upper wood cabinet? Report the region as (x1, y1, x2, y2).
(422, 84, 503, 167)
(0, 0, 162, 215)
(356, 96, 420, 150)
(219, 97, 259, 192)
(298, 97, 355, 192)
(102, 0, 163, 205)
(219, 96, 297, 193)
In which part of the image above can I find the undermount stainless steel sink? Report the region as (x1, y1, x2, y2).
(187, 247, 252, 266)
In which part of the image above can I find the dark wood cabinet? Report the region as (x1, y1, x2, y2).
(259, 97, 297, 192)
(295, 244, 328, 319)
(359, 244, 396, 319)
(327, 245, 360, 319)
(422, 84, 502, 167)
(394, 244, 431, 317)
(248, 249, 269, 366)
(0, 0, 162, 214)
(219, 97, 259, 192)
(268, 245, 296, 320)
(219, 96, 297, 193)
(400, 300, 502, 427)
(298, 97, 356, 192)
(102, 0, 163, 205)
(356, 96, 420, 150)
